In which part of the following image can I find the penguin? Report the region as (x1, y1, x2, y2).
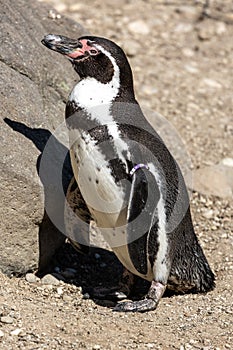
(41, 34, 215, 312)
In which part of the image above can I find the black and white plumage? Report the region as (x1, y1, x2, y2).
(42, 34, 215, 312)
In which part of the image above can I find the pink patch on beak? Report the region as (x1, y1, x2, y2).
(67, 39, 94, 58)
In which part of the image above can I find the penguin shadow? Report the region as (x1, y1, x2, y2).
(4, 117, 70, 274)
(4, 118, 149, 306)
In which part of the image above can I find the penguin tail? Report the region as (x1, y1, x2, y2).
(168, 208, 215, 294)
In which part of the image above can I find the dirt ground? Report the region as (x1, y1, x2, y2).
(0, 1, 233, 349)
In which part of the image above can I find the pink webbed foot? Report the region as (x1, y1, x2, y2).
(114, 281, 166, 312)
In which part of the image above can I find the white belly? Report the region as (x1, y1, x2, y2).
(70, 130, 126, 231)
(68, 131, 158, 282)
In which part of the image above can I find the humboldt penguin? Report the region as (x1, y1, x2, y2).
(41, 34, 215, 312)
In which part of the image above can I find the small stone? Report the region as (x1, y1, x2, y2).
(174, 23, 193, 33)
(83, 293, 90, 300)
(187, 102, 199, 111)
(221, 158, 233, 167)
(0, 330, 4, 337)
(60, 268, 77, 279)
(182, 48, 195, 57)
(41, 274, 60, 286)
(125, 41, 140, 57)
(25, 273, 39, 283)
(142, 85, 158, 96)
(198, 25, 214, 40)
(93, 345, 101, 350)
(100, 263, 107, 268)
(215, 22, 227, 36)
(202, 209, 214, 219)
(56, 287, 63, 296)
(10, 328, 22, 336)
(128, 20, 150, 35)
(184, 64, 199, 74)
(175, 6, 198, 20)
(0, 315, 14, 324)
(62, 295, 73, 302)
(202, 78, 222, 89)
(94, 253, 101, 260)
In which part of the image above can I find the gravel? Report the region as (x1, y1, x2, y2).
(1, 0, 233, 349)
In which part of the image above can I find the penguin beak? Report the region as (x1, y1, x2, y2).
(42, 34, 100, 60)
(41, 34, 84, 58)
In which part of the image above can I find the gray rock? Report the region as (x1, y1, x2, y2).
(193, 159, 233, 199)
(0, 0, 87, 275)
(41, 274, 60, 286)
(25, 273, 39, 284)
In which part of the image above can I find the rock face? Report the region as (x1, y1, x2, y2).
(0, 0, 87, 275)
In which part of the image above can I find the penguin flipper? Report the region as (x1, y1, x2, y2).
(126, 167, 160, 276)
(65, 176, 92, 255)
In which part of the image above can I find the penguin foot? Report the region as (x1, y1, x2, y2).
(113, 298, 158, 312)
(113, 281, 167, 312)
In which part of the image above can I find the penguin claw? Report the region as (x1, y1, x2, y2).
(113, 298, 158, 313)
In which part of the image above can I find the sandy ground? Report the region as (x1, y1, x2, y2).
(0, 1, 232, 349)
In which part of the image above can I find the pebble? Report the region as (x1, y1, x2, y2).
(0, 330, 4, 337)
(175, 5, 198, 20)
(57, 287, 63, 296)
(222, 158, 233, 167)
(174, 23, 193, 33)
(182, 48, 195, 57)
(215, 22, 227, 36)
(184, 64, 199, 74)
(83, 293, 90, 300)
(25, 273, 39, 283)
(202, 78, 222, 89)
(62, 295, 73, 302)
(0, 315, 14, 324)
(124, 41, 140, 57)
(41, 274, 60, 286)
(202, 209, 214, 219)
(10, 328, 22, 336)
(197, 25, 214, 41)
(93, 345, 101, 350)
(60, 268, 77, 279)
(128, 20, 150, 35)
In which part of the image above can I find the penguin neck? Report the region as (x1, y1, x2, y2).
(69, 47, 136, 111)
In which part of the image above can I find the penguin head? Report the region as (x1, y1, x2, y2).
(42, 34, 134, 88)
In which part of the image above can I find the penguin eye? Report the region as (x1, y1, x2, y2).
(89, 49, 98, 56)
